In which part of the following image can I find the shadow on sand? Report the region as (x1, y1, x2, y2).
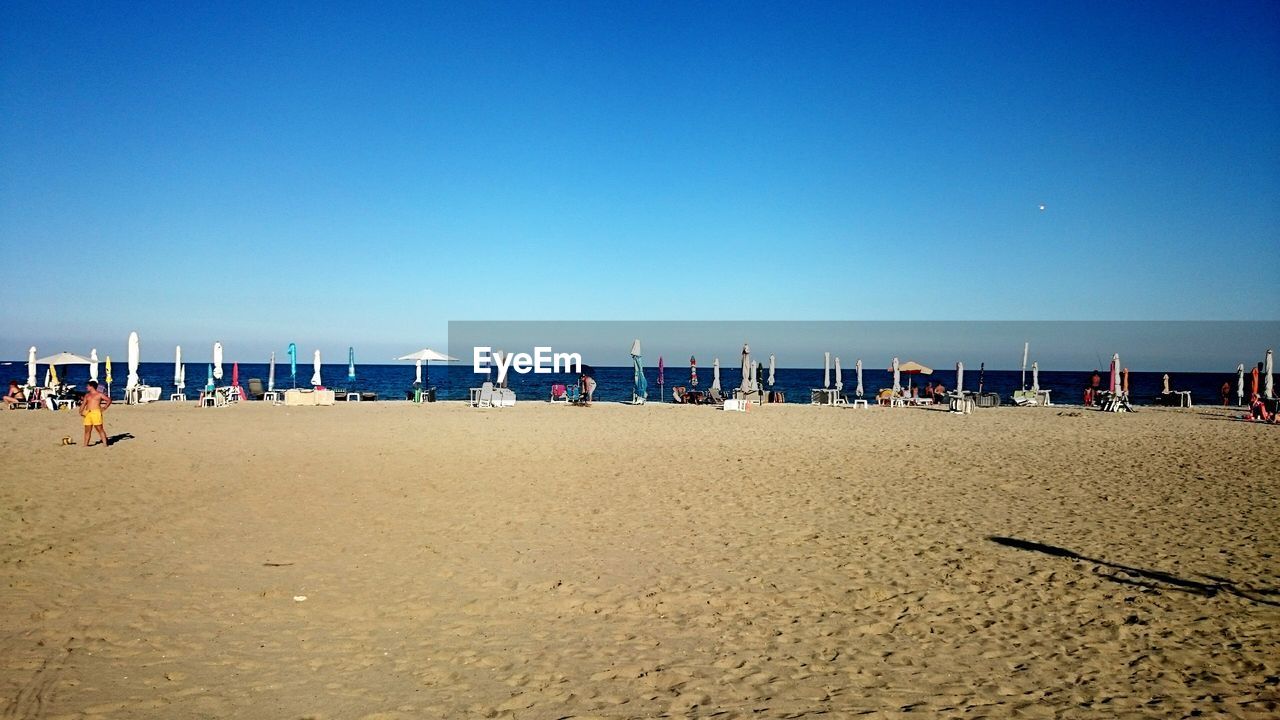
(105, 433, 136, 446)
(988, 536, 1279, 607)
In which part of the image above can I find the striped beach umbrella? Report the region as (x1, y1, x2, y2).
(690, 356, 698, 388)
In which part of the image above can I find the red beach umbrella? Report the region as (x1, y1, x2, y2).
(690, 356, 698, 388)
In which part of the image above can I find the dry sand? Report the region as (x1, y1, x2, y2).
(2, 400, 1278, 719)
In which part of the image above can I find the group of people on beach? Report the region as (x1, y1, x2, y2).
(6, 378, 113, 446)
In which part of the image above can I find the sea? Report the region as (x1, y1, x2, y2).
(2, 361, 1259, 407)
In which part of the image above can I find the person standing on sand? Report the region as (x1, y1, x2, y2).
(79, 380, 111, 447)
(1221, 381, 1231, 407)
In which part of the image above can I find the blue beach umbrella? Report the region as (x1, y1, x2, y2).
(288, 343, 297, 388)
(630, 339, 646, 401)
(205, 363, 214, 392)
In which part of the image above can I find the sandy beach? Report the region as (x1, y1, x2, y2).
(2, 401, 1277, 719)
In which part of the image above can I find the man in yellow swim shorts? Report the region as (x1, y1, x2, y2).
(79, 380, 112, 448)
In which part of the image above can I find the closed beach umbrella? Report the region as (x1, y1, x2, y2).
(26, 347, 36, 388)
(232, 362, 240, 391)
(1022, 342, 1030, 390)
(1162, 373, 1170, 394)
(1266, 349, 1274, 399)
(1110, 354, 1120, 394)
(740, 344, 751, 393)
(414, 359, 422, 385)
(90, 349, 99, 382)
(348, 346, 356, 384)
(834, 357, 843, 393)
(126, 331, 140, 392)
(1251, 366, 1259, 397)
(48, 365, 59, 387)
(1237, 363, 1244, 405)
(174, 346, 182, 388)
(711, 357, 721, 392)
(768, 354, 776, 388)
(105, 356, 112, 387)
(288, 343, 297, 387)
(823, 352, 831, 389)
(690, 356, 698, 388)
(855, 359, 864, 397)
(630, 339, 646, 400)
(179, 363, 186, 392)
(956, 361, 965, 395)
(892, 357, 901, 395)
(213, 342, 224, 382)
(1124, 367, 1130, 395)
(1031, 362, 1039, 392)
(206, 364, 213, 391)
(312, 350, 322, 387)
(658, 356, 665, 400)
(268, 352, 276, 392)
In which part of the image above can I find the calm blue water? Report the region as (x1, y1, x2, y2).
(3, 361, 1257, 406)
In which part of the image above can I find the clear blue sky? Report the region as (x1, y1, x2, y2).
(2, 1, 1277, 363)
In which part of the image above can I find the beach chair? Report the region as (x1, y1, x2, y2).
(550, 384, 568, 403)
(474, 382, 495, 408)
(707, 387, 725, 406)
(948, 392, 975, 414)
(672, 386, 687, 404)
(494, 388, 516, 407)
(246, 378, 266, 401)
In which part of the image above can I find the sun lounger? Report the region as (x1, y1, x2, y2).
(472, 382, 495, 408)
(494, 388, 516, 407)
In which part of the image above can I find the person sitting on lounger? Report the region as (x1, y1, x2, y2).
(4, 380, 25, 407)
(1249, 393, 1274, 423)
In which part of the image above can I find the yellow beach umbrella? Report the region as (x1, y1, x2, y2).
(105, 356, 113, 384)
(49, 364, 60, 387)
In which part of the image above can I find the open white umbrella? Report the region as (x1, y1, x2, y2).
(1266, 349, 1274, 399)
(174, 346, 182, 389)
(956, 361, 965, 394)
(768, 354, 776, 388)
(26, 347, 36, 388)
(311, 350, 322, 387)
(823, 352, 831, 389)
(740, 343, 752, 393)
(268, 352, 277, 392)
(89, 349, 99, 382)
(1031, 361, 1039, 392)
(397, 348, 457, 387)
(36, 351, 92, 365)
(213, 342, 224, 382)
(126, 332, 140, 392)
(711, 357, 721, 392)
(1237, 364, 1245, 406)
(855, 359, 864, 398)
(834, 357, 843, 394)
(892, 357, 901, 395)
